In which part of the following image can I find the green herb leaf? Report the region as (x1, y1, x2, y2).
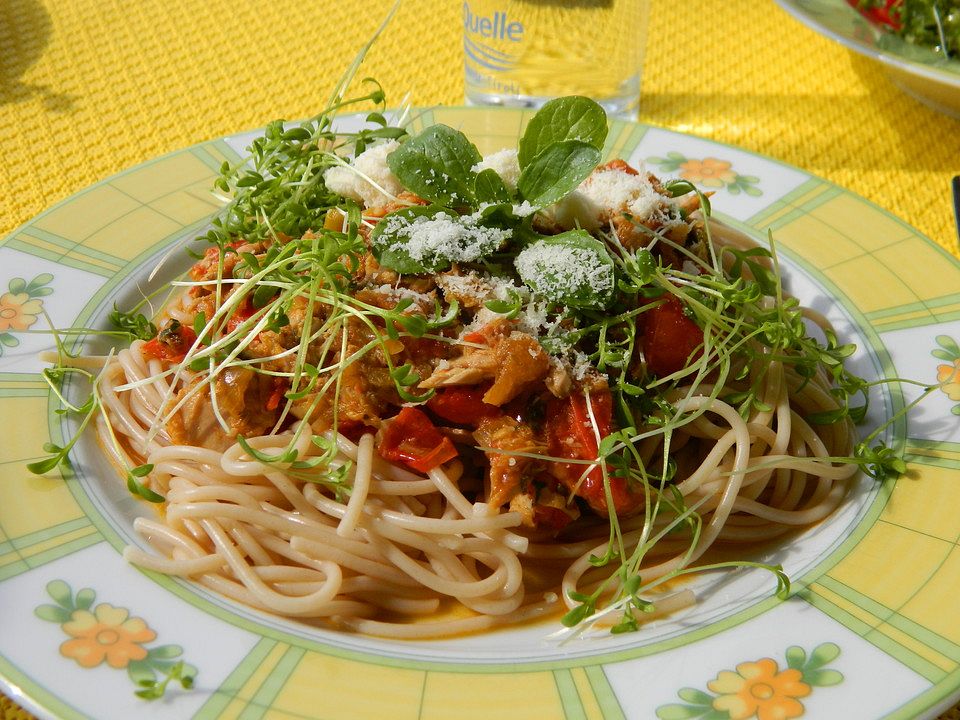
(517, 96, 608, 168)
(517, 140, 601, 208)
(386, 124, 482, 206)
(560, 602, 593, 627)
(474, 168, 512, 204)
(484, 289, 523, 319)
(664, 178, 711, 215)
(27, 454, 64, 475)
(126, 469, 165, 503)
(109, 307, 157, 341)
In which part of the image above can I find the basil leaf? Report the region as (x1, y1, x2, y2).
(517, 140, 600, 208)
(518, 96, 608, 168)
(386, 124, 482, 207)
(474, 168, 512, 204)
(474, 201, 517, 227)
(370, 205, 511, 275)
(514, 230, 615, 308)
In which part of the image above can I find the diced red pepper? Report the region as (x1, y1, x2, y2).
(142, 324, 198, 363)
(846, 0, 902, 29)
(379, 406, 459, 474)
(337, 419, 378, 443)
(426, 384, 502, 426)
(532, 504, 576, 532)
(461, 320, 509, 346)
(226, 296, 256, 335)
(641, 295, 703, 377)
(545, 389, 640, 515)
(265, 377, 288, 412)
(462, 329, 489, 344)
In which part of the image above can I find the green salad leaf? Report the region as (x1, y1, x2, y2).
(474, 167, 512, 204)
(517, 140, 601, 208)
(517, 96, 608, 167)
(386, 124, 482, 207)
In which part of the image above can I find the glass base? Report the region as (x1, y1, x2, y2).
(465, 90, 639, 120)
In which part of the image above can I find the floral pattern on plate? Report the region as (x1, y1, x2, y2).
(646, 153, 762, 196)
(0, 273, 53, 355)
(34, 580, 197, 700)
(655, 642, 843, 719)
(933, 336, 960, 414)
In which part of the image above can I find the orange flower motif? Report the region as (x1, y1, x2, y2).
(59, 603, 157, 669)
(678, 157, 737, 188)
(0, 292, 42, 333)
(708, 658, 811, 720)
(937, 360, 960, 401)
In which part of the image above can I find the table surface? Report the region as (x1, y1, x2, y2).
(1, 1, 958, 718)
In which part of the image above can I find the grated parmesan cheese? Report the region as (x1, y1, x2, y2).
(570, 350, 593, 380)
(436, 272, 495, 305)
(512, 200, 537, 217)
(379, 210, 512, 269)
(514, 242, 614, 304)
(370, 284, 435, 308)
(323, 140, 403, 208)
(548, 164, 668, 231)
(471, 148, 521, 191)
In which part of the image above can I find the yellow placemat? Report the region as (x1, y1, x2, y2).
(1, 1, 958, 719)
(2, 0, 958, 253)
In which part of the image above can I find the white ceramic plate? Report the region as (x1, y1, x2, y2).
(1, 107, 959, 720)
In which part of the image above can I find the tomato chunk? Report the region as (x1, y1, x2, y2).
(532, 504, 576, 532)
(142, 322, 198, 363)
(641, 295, 703, 377)
(545, 389, 641, 516)
(426, 384, 502, 426)
(226, 296, 256, 335)
(379, 407, 459, 474)
(264, 377, 288, 412)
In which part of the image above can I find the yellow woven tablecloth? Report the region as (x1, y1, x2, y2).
(1, 1, 958, 718)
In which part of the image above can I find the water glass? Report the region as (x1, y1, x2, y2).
(462, 0, 649, 119)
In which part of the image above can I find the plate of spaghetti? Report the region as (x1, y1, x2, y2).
(1, 80, 959, 720)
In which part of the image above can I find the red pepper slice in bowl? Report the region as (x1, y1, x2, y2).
(845, 0, 902, 30)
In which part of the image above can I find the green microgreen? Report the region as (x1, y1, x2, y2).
(134, 660, 196, 701)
